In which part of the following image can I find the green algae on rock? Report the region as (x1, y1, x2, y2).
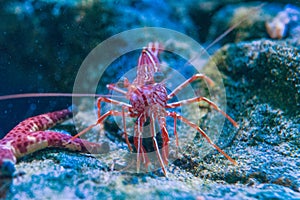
(2, 0, 300, 199)
(195, 37, 300, 193)
(213, 39, 300, 115)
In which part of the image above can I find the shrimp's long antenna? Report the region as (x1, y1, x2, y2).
(0, 93, 123, 101)
(205, 2, 266, 51)
(185, 2, 267, 66)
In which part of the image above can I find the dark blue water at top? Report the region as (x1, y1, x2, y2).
(0, 0, 196, 138)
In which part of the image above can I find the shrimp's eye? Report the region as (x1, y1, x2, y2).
(117, 77, 128, 88)
(154, 72, 164, 83)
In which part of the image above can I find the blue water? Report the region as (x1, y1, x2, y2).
(0, 0, 194, 138)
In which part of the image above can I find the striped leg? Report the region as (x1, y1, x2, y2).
(96, 97, 131, 119)
(72, 110, 126, 140)
(78, 97, 133, 151)
(97, 96, 133, 151)
(167, 74, 215, 100)
(158, 116, 170, 166)
(149, 113, 168, 176)
(133, 114, 150, 173)
(167, 111, 237, 165)
(167, 96, 239, 128)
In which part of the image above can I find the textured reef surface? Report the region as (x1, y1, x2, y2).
(1, 0, 300, 199)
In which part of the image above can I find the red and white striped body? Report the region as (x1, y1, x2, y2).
(129, 83, 168, 117)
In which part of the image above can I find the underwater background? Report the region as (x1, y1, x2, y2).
(0, 0, 300, 199)
(0, 0, 203, 138)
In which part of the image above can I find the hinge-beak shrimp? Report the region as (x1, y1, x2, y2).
(0, 3, 267, 176)
(71, 42, 239, 176)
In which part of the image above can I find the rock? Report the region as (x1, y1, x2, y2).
(206, 2, 283, 45)
(213, 39, 300, 115)
(266, 4, 300, 40)
(196, 37, 300, 193)
(2, 0, 300, 199)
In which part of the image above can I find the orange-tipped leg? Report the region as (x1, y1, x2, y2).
(167, 96, 239, 128)
(167, 74, 215, 100)
(71, 110, 124, 140)
(133, 115, 151, 173)
(150, 114, 168, 176)
(168, 111, 238, 166)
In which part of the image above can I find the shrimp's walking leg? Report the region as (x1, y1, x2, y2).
(167, 112, 237, 165)
(133, 114, 150, 173)
(149, 113, 168, 176)
(167, 96, 239, 128)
